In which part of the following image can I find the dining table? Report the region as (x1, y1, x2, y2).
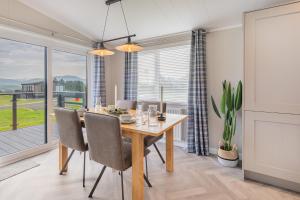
(58, 109, 188, 200)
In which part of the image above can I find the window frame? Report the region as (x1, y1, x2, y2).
(0, 24, 92, 166)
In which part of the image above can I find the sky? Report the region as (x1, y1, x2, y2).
(0, 38, 86, 80)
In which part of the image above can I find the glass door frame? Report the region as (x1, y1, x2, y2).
(0, 25, 92, 166)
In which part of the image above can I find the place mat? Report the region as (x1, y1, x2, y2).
(0, 160, 40, 181)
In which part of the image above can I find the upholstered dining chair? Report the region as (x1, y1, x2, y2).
(116, 100, 137, 110)
(54, 108, 88, 187)
(139, 101, 167, 178)
(84, 112, 152, 199)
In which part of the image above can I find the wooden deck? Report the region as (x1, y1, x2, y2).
(0, 125, 58, 157)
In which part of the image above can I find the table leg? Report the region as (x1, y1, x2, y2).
(59, 142, 68, 172)
(131, 133, 145, 200)
(166, 127, 174, 172)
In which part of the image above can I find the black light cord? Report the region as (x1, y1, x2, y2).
(120, 1, 130, 36)
(101, 5, 110, 42)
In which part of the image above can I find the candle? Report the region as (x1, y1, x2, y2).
(160, 86, 163, 113)
(114, 84, 118, 107)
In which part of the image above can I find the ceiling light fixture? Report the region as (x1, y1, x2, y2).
(89, 0, 143, 57)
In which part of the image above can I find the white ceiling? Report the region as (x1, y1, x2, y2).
(19, 0, 292, 42)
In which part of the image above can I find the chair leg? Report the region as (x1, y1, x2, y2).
(153, 143, 165, 164)
(120, 171, 124, 200)
(145, 155, 149, 179)
(88, 166, 107, 198)
(143, 174, 152, 188)
(83, 151, 86, 188)
(59, 149, 75, 175)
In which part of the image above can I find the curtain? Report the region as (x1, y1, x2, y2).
(187, 29, 209, 156)
(93, 42, 106, 106)
(124, 52, 138, 100)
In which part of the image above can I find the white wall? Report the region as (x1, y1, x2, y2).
(106, 27, 244, 154)
(0, 0, 92, 46)
(207, 27, 243, 155)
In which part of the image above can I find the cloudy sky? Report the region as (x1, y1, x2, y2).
(0, 38, 86, 80)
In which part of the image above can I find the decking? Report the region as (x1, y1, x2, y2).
(0, 125, 58, 157)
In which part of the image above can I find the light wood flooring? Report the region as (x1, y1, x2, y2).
(0, 144, 299, 200)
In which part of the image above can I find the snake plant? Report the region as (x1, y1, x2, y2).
(211, 80, 242, 151)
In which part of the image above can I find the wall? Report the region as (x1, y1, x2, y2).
(106, 27, 244, 155)
(0, 0, 92, 46)
(207, 27, 243, 155)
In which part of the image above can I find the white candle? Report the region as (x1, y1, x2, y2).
(160, 86, 163, 113)
(114, 85, 118, 107)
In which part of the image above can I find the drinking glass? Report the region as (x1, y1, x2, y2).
(135, 104, 143, 125)
(95, 97, 102, 112)
(148, 105, 158, 126)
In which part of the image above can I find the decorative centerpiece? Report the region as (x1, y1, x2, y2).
(105, 106, 128, 116)
(158, 86, 166, 121)
(211, 80, 242, 167)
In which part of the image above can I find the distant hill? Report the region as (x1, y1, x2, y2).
(0, 76, 85, 92)
(0, 78, 22, 92)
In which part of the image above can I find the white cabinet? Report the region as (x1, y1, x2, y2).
(244, 2, 300, 190)
(244, 111, 300, 184)
(244, 2, 300, 115)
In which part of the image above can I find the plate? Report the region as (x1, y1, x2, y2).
(121, 118, 136, 124)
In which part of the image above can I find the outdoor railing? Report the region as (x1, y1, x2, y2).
(0, 91, 86, 132)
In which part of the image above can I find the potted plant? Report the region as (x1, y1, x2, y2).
(211, 80, 242, 167)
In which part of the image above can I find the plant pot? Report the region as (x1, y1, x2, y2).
(217, 145, 239, 167)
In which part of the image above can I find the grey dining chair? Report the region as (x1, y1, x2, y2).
(116, 100, 137, 110)
(54, 108, 88, 187)
(84, 112, 152, 199)
(139, 101, 167, 172)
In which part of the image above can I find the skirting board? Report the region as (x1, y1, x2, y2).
(244, 170, 300, 193)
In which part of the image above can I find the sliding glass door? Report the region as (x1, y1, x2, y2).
(0, 38, 47, 157)
(51, 50, 87, 140)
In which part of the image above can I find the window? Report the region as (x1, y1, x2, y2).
(51, 50, 87, 140)
(137, 43, 191, 104)
(0, 38, 47, 156)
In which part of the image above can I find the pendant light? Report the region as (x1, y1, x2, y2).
(115, 1, 143, 52)
(89, 4, 114, 57)
(89, 0, 142, 56)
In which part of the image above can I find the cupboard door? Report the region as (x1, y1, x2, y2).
(243, 111, 300, 184)
(244, 2, 300, 114)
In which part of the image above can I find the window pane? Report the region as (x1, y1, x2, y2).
(0, 38, 46, 157)
(51, 50, 87, 140)
(137, 44, 190, 104)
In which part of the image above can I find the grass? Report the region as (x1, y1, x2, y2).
(0, 95, 84, 132)
(0, 108, 45, 132)
(0, 95, 43, 106)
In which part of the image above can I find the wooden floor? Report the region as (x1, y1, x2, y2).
(0, 144, 299, 200)
(0, 125, 59, 157)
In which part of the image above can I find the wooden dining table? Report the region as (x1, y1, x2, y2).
(58, 109, 188, 200)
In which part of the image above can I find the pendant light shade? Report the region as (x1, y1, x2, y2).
(116, 37, 143, 52)
(90, 43, 114, 56)
(90, 0, 142, 56)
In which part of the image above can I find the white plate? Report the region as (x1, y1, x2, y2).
(121, 118, 136, 124)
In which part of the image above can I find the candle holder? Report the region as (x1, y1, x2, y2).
(157, 112, 166, 121)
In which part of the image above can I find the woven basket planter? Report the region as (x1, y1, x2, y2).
(217, 144, 239, 167)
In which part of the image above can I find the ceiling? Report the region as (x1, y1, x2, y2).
(19, 0, 292, 42)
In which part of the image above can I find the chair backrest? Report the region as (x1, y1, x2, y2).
(84, 112, 125, 170)
(54, 108, 86, 152)
(116, 100, 137, 110)
(140, 101, 167, 113)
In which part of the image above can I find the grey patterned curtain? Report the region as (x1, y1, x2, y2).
(93, 42, 106, 106)
(187, 29, 209, 156)
(124, 52, 138, 100)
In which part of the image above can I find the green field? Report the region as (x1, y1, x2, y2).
(0, 95, 43, 106)
(0, 108, 45, 132)
(0, 95, 84, 132)
(0, 95, 45, 132)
